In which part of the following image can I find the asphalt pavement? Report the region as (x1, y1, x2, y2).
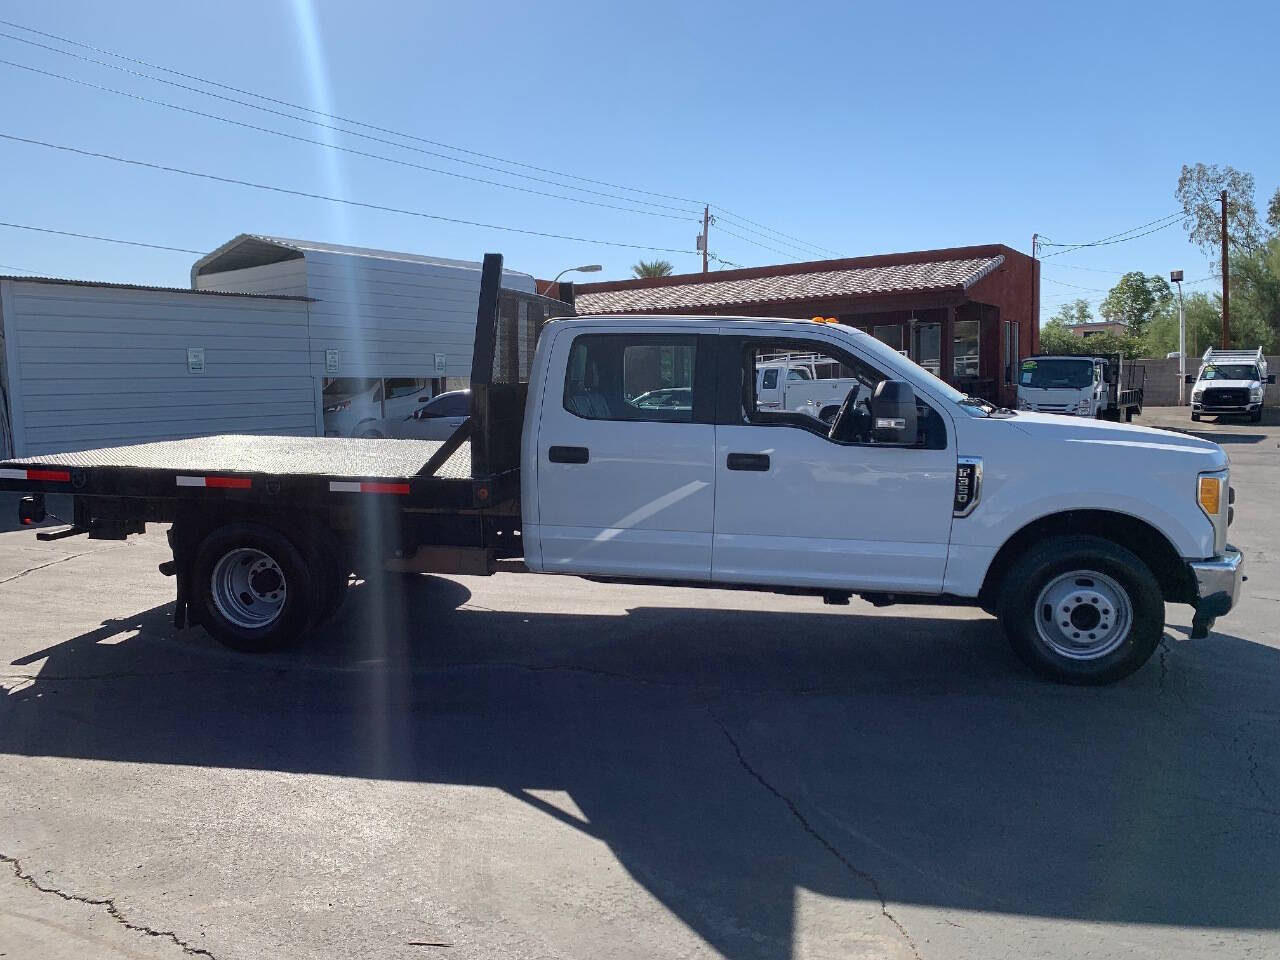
(1, 407, 1277, 959)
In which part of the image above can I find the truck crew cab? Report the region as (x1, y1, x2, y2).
(1188, 347, 1273, 422)
(3, 254, 1244, 686)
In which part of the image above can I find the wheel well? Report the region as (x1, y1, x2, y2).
(979, 510, 1195, 606)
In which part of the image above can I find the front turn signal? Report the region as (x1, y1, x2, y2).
(1198, 476, 1221, 517)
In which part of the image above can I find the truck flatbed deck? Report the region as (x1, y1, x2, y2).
(0, 432, 494, 519)
(4, 434, 474, 480)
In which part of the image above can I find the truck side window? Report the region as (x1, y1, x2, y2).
(742, 339, 945, 449)
(761, 368, 779, 390)
(563, 334, 698, 423)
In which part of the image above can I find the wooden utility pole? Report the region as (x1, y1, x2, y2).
(701, 204, 711, 273)
(1220, 189, 1231, 347)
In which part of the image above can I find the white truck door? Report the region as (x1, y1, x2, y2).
(533, 328, 716, 579)
(712, 333, 956, 593)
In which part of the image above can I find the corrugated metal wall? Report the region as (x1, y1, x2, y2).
(196, 250, 535, 381)
(1, 279, 315, 456)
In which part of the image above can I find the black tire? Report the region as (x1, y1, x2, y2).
(1191, 412, 1201, 422)
(996, 535, 1164, 685)
(1249, 406, 1263, 423)
(1124, 408, 1135, 422)
(193, 522, 314, 653)
(304, 528, 350, 625)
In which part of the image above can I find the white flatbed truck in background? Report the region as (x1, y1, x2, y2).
(2, 255, 1245, 685)
(1017, 354, 1145, 421)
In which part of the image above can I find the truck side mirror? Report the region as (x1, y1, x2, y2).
(1184, 374, 1196, 385)
(1267, 375, 1276, 385)
(870, 380, 918, 445)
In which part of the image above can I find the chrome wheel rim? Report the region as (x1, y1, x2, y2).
(211, 547, 287, 629)
(1034, 569, 1132, 661)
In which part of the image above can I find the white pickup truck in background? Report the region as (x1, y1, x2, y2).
(1188, 347, 1273, 422)
(2, 255, 1246, 686)
(755, 352, 862, 423)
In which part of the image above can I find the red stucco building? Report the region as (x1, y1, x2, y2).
(568, 244, 1039, 407)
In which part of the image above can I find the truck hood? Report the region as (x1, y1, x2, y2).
(1007, 412, 1227, 464)
(1194, 378, 1259, 390)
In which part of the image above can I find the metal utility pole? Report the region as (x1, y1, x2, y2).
(1220, 189, 1230, 347)
(1171, 270, 1185, 404)
(701, 206, 711, 273)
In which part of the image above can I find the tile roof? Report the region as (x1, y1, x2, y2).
(576, 255, 1004, 315)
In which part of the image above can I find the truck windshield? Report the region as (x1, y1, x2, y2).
(1201, 364, 1258, 381)
(1020, 359, 1093, 389)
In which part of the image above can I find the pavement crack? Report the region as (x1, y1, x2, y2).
(1235, 722, 1272, 805)
(705, 707, 922, 959)
(1157, 639, 1170, 695)
(0, 552, 94, 586)
(0, 851, 217, 958)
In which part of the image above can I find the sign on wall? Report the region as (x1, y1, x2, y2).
(434, 352, 447, 374)
(187, 347, 205, 374)
(325, 349, 340, 375)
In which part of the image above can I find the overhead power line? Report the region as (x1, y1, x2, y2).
(0, 18, 837, 260)
(1039, 213, 1182, 258)
(711, 205, 841, 257)
(0, 132, 699, 255)
(0, 17, 708, 209)
(714, 224, 798, 259)
(0, 220, 204, 253)
(0, 57, 694, 223)
(0, 28, 699, 216)
(1042, 276, 1109, 293)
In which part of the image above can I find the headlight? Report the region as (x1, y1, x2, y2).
(1250, 388, 1263, 401)
(1018, 399, 1031, 410)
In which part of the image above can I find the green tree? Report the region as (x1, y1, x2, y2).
(1268, 188, 1280, 235)
(1047, 298, 1093, 326)
(1147, 291, 1228, 358)
(632, 259, 674, 278)
(1230, 237, 1280, 352)
(1175, 163, 1263, 259)
(1099, 272, 1172, 339)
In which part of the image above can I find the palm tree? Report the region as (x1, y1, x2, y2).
(632, 259, 674, 278)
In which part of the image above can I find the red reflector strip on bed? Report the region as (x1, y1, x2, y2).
(175, 475, 253, 489)
(0, 468, 71, 483)
(328, 481, 411, 495)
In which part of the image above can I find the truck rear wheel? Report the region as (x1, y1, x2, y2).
(997, 535, 1164, 685)
(193, 522, 314, 653)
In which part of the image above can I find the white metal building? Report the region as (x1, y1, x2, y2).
(0, 237, 538, 456)
(0, 277, 313, 458)
(191, 235, 536, 384)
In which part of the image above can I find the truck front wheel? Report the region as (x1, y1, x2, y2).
(193, 522, 314, 653)
(997, 535, 1164, 685)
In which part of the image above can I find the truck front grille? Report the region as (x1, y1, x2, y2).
(1203, 388, 1249, 406)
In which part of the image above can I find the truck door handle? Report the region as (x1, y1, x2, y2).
(549, 445, 590, 464)
(726, 453, 770, 471)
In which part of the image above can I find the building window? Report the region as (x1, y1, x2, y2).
(953, 320, 980, 378)
(872, 324, 903, 352)
(913, 323, 941, 375)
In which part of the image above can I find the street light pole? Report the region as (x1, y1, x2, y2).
(1171, 270, 1185, 405)
(547, 263, 603, 291)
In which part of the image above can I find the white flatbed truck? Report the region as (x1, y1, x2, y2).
(2, 255, 1245, 685)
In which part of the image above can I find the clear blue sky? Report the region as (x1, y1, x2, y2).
(1, 0, 1276, 321)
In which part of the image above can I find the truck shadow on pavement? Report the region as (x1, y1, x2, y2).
(4, 574, 1279, 957)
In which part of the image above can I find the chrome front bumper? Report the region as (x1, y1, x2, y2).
(1187, 545, 1245, 638)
